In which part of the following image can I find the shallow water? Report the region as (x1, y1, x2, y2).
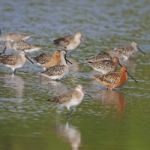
(0, 0, 150, 150)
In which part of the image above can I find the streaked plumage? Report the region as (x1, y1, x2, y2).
(88, 57, 120, 74)
(94, 66, 128, 90)
(108, 42, 145, 61)
(53, 32, 83, 51)
(33, 50, 61, 70)
(51, 85, 84, 110)
(5, 40, 41, 53)
(0, 52, 32, 73)
(40, 50, 69, 80)
(0, 31, 31, 42)
(86, 51, 112, 63)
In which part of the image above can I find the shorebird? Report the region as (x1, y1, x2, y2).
(53, 32, 83, 52)
(87, 57, 120, 75)
(50, 85, 84, 110)
(108, 42, 145, 61)
(94, 66, 136, 90)
(5, 40, 41, 53)
(0, 30, 31, 42)
(32, 50, 62, 70)
(0, 51, 33, 74)
(86, 51, 112, 63)
(40, 50, 69, 80)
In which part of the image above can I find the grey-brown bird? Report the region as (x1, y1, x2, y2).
(53, 32, 83, 52)
(88, 57, 120, 75)
(50, 85, 84, 110)
(86, 51, 112, 63)
(5, 40, 41, 53)
(108, 42, 145, 61)
(0, 51, 33, 74)
(0, 30, 31, 42)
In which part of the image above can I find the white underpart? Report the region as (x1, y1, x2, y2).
(65, 86, 84, 110)
(66, 33, 81, 51)
(24, 47, 41, 52)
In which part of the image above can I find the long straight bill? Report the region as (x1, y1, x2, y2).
(25, 54, 34, 64)
(0, 46, 6, 55)
(137, 46, 145, 55)
(127, 71, 138, 83)
(118, 62, 137, 83)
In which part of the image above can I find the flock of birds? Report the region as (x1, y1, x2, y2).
(0, 31, 145, 111)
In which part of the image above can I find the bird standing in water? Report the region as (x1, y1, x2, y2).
(50, 85, 84, 111)
(94, 66, 136, 90)
(40, 50, 69, 80)
(53, 32, 83, 53)
(0, 51, 33, 74)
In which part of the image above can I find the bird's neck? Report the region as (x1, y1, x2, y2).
(120, 71, 128, 84)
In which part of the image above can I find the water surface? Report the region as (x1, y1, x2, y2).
(0, 0, 150, 150)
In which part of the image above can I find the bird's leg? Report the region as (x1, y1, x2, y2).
(13, 68, 16, 75)
(11, 69, 15, 77)
(0, 45, 6, 55)
(66, 109, 74, 120)
(64, 53, 72, 64)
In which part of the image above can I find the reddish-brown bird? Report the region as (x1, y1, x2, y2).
(94, 66, 128, 90)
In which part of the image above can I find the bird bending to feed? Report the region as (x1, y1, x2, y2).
(108, 41, 145, 61)
(40, 50, 69, 80)
(50, 85, 84, 111)
(88, 57, 120, 75)
(53, 32, 83, 52)
(5, 40, 41, 53)
(0, 51, 34, 74)
(94, 66, 133, 90)
(0, 30, 31, 42)
(32, 50, 62, 70)
(86, 51, 112, 63)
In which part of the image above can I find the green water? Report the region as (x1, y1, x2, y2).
(0, 0, 150, 150)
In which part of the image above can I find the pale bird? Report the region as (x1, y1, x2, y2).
(0, 30, 31, 42)
(53, 32, 83, 52)
(5, 40, 41, 53)
(50, 85, 84, 110)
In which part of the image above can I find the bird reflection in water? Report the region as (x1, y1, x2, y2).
(95, 90, 126, 116)
(55, 122, 81, 150)
(0, 74, 24, 102)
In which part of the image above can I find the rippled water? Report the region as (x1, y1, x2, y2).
(0, 0, 150, 150)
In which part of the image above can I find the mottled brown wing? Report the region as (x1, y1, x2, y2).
(42, 65, 65, 76)
(95, 72, 120, 84)
(90, 60, 113, 69)
(53, 35, 71, 47)
(15, 41, 33, 51)
(95, 52, 112, 61)
(0, 55, 17, 65)
(33, 53, 49, 64)
(115, 46, 132, 54)
(52, 91, 73, 104)
(102, 72, 120, 84)
(86, 52, 112, 62)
